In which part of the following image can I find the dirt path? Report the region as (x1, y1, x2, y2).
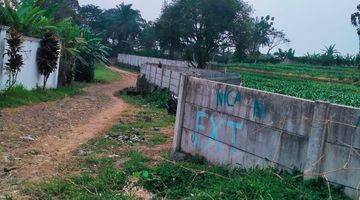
(0, 67, 138, 193)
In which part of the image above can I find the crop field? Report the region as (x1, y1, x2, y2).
(216, 63, 360, 83)
(215, 63, 360, 108)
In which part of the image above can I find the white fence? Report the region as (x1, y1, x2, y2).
(140, 63, 241, 95)
(118, 53, 191, 68)
(0, 26, 59, 90)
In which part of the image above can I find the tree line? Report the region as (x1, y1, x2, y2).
(48, 0, 287, 69)
(2, 0, 359, 75)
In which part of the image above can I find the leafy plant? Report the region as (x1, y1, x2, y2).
(74, 29, 110, 82)
(0, 0, 56, 37)
(3, 28, 24, 91)
(37, 31, 60, 89)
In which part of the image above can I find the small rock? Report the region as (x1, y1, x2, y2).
(115, 157, 130, 168)
(3, 155, 10, 163)
(108, 134, 144, 143)
(76, 150, 88, 156)
(84, 96, 97, 101)
(20, 135, 36, 142)
(3, 167, 16, 173)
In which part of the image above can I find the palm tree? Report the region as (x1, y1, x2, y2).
(351, 4, 360, 54)
(322, 44, 340, 57)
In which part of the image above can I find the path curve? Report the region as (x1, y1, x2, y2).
(0, 67, 138, 183)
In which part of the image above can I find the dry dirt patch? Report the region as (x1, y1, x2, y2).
(0, 67, 137, 195)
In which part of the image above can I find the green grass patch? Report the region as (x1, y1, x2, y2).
(25, 162, 129, 200)
(120, 88, 172, 109)
(0, 85, 81, 109)
(94, 63, 120, 83)
(150, 133, 169, 145)
(141, 157, 350, 200)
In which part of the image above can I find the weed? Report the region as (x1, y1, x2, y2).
(150, 133, 169, 145)
(141, 158, 351, 200)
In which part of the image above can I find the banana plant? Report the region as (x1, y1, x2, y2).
(0, 0, 57, 37)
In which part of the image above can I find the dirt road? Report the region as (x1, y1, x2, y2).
(0, 67, 138, 194)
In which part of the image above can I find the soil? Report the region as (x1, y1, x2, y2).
(0, 67, 138, 195)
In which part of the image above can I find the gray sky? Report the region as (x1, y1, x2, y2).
(79, 0, 359, 56)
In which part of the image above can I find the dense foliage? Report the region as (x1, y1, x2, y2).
(3, 28, 23, 91)
(0, 0, 110, 86)
(37, 31, 60, 89)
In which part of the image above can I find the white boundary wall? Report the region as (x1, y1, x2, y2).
(118, 53, 190, 68)
(0, 26, 59, 90)
(140, 63, 242, 95)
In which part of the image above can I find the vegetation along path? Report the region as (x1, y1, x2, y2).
(0, 67, 138, 195)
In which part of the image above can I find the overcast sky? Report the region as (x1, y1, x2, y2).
(79, 0, 359, 56)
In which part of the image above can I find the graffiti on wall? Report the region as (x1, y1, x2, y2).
(216, 88, 267, 119)
(190, 88, 269, 151)
(195, 111, 244, 145)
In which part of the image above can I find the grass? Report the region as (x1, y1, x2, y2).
(0, 85, 81, 109)
(23, 91, 351, 200)
(94, 63, 120, 83)
(141, 157, 351, 200)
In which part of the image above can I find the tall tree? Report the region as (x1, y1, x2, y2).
(265, 30, 290, 55)
(138, 21, 158, 54)
(42, 0, 81, 23)
(101, 3, 144, 54)
(351, 4, 360, 54)
(79, 4, 103, 32)
(158, 0, 249, 69)
(249, 15, 275, 62)
(155, 2, 184, 59)
(230, 3, 253, 61)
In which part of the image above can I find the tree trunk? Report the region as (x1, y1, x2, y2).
(43, 75, 49, 90)
(358, 34, 360, 55)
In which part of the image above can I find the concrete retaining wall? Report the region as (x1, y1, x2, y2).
(118, 53, 190, 68)
(0, 26, 59, 90)
(172, 76, 360, 199)
(140, 63, 241, 95)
